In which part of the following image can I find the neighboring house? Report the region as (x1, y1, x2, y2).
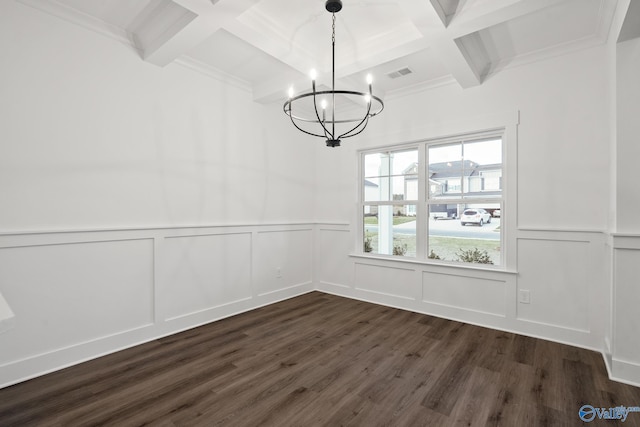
(427, 160, 502, 217)
(368, 160, 501, 217)
(428, 160, 502, 197)
(364, 179, 378, 215)
(402, 163, 418, 216)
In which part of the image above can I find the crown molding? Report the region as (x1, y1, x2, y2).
(483, 0, 613, 79)
(485, 33, 606, 81)
(174, 56, 252, 93)
(15, 0, 256, 91)
(594, 0, 618, 43)
(16, 0, 137, 50)
(386, 74, 458, 100)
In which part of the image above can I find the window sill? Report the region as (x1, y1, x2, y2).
(349, 253, 517, 275)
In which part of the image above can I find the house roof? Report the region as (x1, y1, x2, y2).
(429, 160, 501, 179)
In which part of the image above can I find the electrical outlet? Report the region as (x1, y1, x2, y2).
(276, 267, 282, 278)
(519, 289, 531, 304)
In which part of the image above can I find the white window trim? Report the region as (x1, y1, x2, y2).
(355, 111, 519, 272)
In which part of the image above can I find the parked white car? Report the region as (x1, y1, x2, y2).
(461, 208, 491, 226)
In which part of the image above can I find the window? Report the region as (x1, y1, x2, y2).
(360, 132, 505, 267)
(363, 148, 418, 257)
(428, 137, 502, 265)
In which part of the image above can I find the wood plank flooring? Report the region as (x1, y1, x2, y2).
(1, 291, 639, 426)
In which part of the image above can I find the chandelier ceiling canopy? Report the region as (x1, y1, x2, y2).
(283, 0, 384, 148)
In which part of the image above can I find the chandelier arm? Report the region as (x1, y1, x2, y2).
(286, 107, 333, 139)
(284, 91, 383, 123)
(338, 98, 372, 139)
(311, 85, 334, 140)
(339, 115, 370, 139)
(289, 116, 332, 139)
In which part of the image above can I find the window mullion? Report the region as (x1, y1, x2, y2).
(416, 144, 427, 259)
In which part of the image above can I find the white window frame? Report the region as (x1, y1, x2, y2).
(360, 145, 420, 257)
(425, 132, 504, 266)
(356, 112, 518, 271)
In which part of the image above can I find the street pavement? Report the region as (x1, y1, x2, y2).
(365, 218, 501, 240)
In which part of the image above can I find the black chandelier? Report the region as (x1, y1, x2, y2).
(283, 0, 384, 147)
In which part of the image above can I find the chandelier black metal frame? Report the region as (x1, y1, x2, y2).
(283, 0, 384, 147)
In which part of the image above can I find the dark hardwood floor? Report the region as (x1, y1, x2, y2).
(1, 291, 639, 426)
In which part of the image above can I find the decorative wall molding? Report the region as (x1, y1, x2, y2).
(422, 271, 507, 318)
(1, 224, 637, 388)
(0, 223, 315, 388)
(610, 358, 640, 388)
(611, 233, 640, 249)
(611, 244, 640, 387)
(320, 227, 611, 375)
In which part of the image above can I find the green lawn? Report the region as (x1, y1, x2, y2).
(364, 216, 416, 226)
(364, 232, 500, 265)
(428, 236, 500, 264)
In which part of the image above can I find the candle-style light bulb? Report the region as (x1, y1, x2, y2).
(366, 74, 373, 85)
(288, 86, 294, 98)
(310, 69, 318, 81)
(364, 94, 371, 104)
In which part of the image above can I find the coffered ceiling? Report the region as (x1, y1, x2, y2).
(19, 0, 619, 103)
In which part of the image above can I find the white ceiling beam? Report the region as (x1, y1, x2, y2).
(617, 0, 639, 43)
(428, 0, 454, 27)
(247, 5, 432, 103)
(432, 37, 482, 88)
(411, 0, 482, 87)
(446, 0, 568, 38)
(403, 0, 568, 88)
(137, 0, 260, 67)
(235, 0, 435, 103)
(248, 0, 572, 99)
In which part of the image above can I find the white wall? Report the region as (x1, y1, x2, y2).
(0, 1, 316, 387)
(314, 44, 613, 365)
(611, 36, 640, 385)
(0, 1, 315, 231)
(315, 45, 611, 229)
(615, 39, 640, 232)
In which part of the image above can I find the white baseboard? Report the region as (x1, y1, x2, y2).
(0, 287, 312, 389)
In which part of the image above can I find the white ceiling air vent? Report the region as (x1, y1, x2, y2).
(386, 67, 413, 79)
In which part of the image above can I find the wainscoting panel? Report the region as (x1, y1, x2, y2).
(317, 227, 353, 290)
(0, 224, 316, 388)
(516, 238, 590, 332)
(253, 229, 313, 296)
(354, 262, 417, 301)
(0, 225, 634, 388)
(611, 241, 640, 385)
(0, 239, 154, 365)
(422, 271, 507, 317)
(161, 233, 253, 321)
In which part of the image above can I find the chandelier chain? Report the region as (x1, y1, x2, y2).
(332, 14, 335, 44)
